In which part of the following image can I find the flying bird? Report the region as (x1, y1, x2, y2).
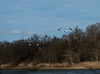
(29, 43, 31, 46)
(28, 38, 31, 42)
(39, 47, 41, 51)
(37, 44, 39, 46)
(64, 30, 68, 33)
(58, 28, 61, 31)
(45, 34, 48, 37)
(21, 37, 24, 41)
(69, 28, 73, 30)
(76, 26, 78, 29)
(63, 35, 66, 38)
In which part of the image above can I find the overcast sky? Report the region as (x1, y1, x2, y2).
(0, 0, 100, 42)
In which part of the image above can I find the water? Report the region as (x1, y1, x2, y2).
(0, 69, 100, 74)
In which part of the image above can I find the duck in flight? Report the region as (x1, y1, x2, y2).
(64, 29, 68, 33)
(45, 34, 48, 37)
(21, 37, 24, 41)
(58, 28, 61, 31)
(69, 27, 73, 30)
(76, 26, 78, 29)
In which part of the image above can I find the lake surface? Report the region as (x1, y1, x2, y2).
(0, 69, 100, 74)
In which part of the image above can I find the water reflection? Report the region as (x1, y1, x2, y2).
(0, 69, 100, 74)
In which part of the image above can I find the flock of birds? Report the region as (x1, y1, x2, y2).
(19, 26, 79, 51)
(58, 26, 78, 37)
(58, 26, 78, 32)
(20, 34, 48, 51)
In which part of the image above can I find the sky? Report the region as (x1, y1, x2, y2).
(0, 0, 100, 42)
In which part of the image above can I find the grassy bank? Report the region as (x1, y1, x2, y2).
(0, 61, 100, 69)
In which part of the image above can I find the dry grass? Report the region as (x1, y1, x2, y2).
(35, 63, 69, 69)
(0, 61, 100, 69)
(69, 61, 100, 69)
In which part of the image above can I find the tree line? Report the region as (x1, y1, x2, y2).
(0, 23, 100, 66)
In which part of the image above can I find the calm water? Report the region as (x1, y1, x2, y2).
(0, 69, 100, 74)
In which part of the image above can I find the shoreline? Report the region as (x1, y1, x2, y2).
(0, 61, 100, 69)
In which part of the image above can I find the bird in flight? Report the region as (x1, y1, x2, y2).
(45, 34, 48, 37)
(69, 27, 73, 30)
(76, 26, 78, 29)
(64, 29, 68, 33)
(21, 37, 24, 41)
(58, 28, 61, 31)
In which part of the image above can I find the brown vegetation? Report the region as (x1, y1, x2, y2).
(0, 61, 100, 69)
(0, 23, 100, 69)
